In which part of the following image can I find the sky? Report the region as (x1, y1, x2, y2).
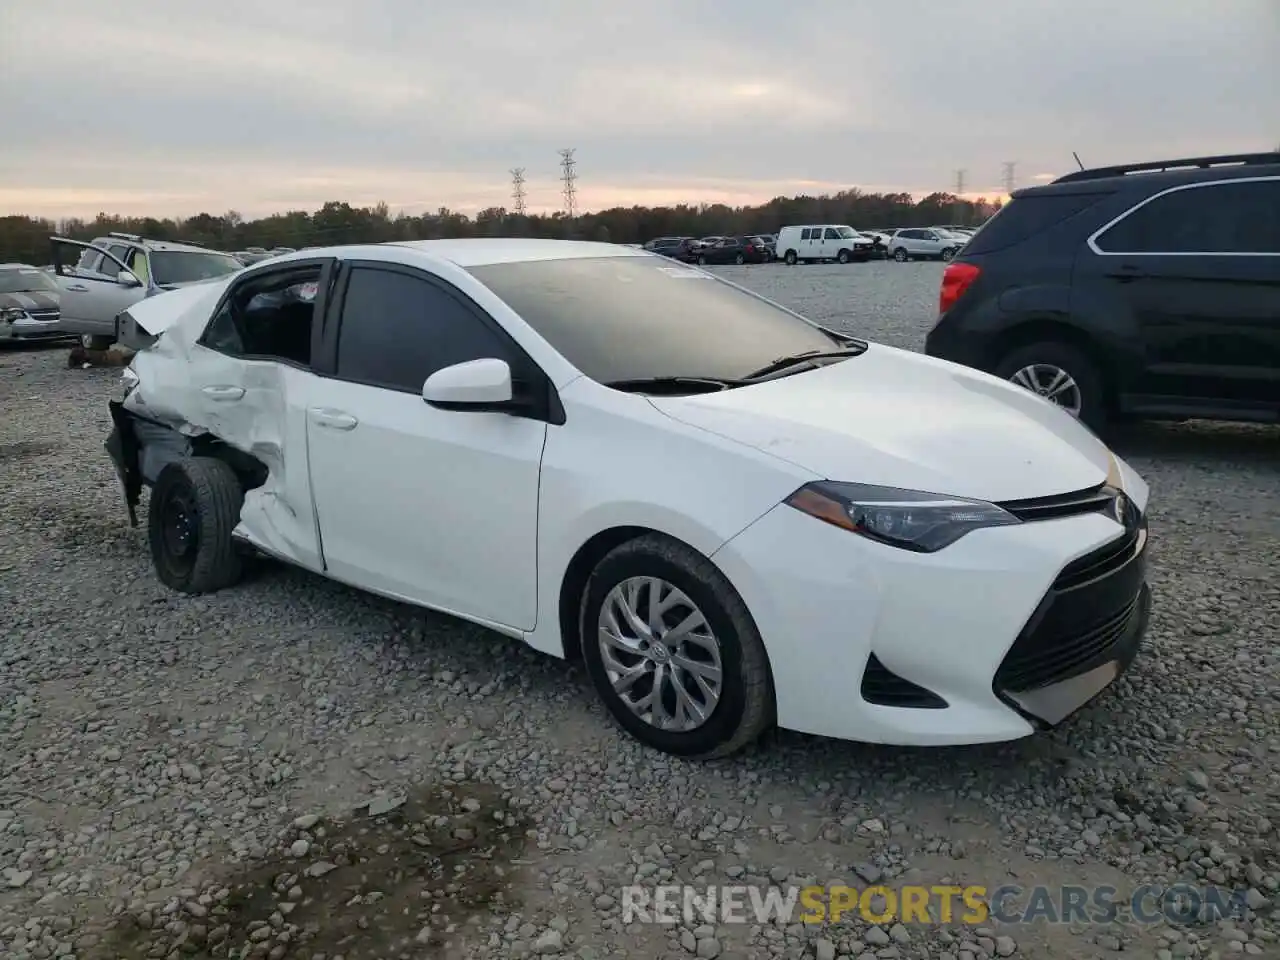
(2, 0, 1277, 220)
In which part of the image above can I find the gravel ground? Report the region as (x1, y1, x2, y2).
(2, 261, 1279, 960)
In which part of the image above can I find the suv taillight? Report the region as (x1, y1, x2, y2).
(939, 262, 981, 316)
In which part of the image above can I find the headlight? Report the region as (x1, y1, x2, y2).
(1, 307, 28, 322)
(785, 481, 1020, 552)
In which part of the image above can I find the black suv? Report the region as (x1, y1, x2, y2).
(925, 152, 1280, 432)
(642, 237, 699, 263)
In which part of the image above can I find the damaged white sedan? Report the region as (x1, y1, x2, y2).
(106, 239, 1152, 759)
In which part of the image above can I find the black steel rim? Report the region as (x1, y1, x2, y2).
(159, 482, 199, 575)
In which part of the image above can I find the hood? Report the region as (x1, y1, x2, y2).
(648, 344, 1116, 502)
(125, 275, 236, 335)
(0, 289, 59, 312)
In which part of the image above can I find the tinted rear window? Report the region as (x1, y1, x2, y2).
(963, 192, 1110, 255)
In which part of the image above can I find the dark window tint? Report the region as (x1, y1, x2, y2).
(466, 256, 843, 384)
(961, 191, 1107, 255)
(151, 251, 243, 285)
(106, 244, 131, 265)
(800, 228, 811, 240)
(201, 265, 319, 365)
(1096, 180, 1280, 254)
(824, 228, 840, 240)
(335, 267, 512, 392)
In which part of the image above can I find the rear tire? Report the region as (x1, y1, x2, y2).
(734, 253, 745, 265)
(784, 250, 797, 265)
(698, 254, 708, 265)
(81, 334, 114, 350)
(941, 247, 956, 262)
(994, 340, 1109, 433)
(893, 247, 909, 262)
(148, 457, 245, 594)
(580, 534, 774, 759)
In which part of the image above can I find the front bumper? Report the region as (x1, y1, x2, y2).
(712, 493, 1150, 746)
(1, 313, 71, 342)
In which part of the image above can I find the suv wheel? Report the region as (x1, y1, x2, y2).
(580, 534, 774, 759)
(994, 341, 1108, 431)
(893, 247, 909, 262)
(941, 247, 956, 262)
(734, 253, 745, 265)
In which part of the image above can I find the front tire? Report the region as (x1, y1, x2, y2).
(580, 534, 773, 759)
(734, 253, 745, 265)
(148, 457, 246, 594)
(81, 334, 114, 350)
(697, 254, 708, 265)
(893, 247, 909, 262)
(941, 247, 956, 262)
(836, 249, 850, 264)
(994, 340, 1109, 432)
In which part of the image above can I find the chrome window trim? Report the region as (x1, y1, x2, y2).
(1086, 175, 1280, 257)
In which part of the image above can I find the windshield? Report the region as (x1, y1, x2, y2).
(467, 256, 845, 384)
(0, 268, 60, 294)
(836, 227, 857, 239)
(151, 251, 243, 285)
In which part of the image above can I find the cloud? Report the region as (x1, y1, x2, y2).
(1, 0, 1276, 218)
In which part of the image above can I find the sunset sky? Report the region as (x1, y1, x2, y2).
(2, 0, 1276, 219)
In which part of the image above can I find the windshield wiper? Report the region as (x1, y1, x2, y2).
(742, 346, 867, 380)
(604, 376, 744, 394)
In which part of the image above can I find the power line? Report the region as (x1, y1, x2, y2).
(1001, 161, 1017, 196)
(558, 148, 578, 220)
(510, 168, 527, 216)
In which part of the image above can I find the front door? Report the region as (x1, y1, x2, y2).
(306, 261, 546, 630)
(51, 238, 146, 339)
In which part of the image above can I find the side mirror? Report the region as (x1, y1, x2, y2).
(422, 358, 513, 410)
(117, 270, 142, 287)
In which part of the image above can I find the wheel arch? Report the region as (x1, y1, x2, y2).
(989, 318, 1119, 409)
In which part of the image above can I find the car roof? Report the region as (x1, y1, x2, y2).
(93, 236, 229, 254)
(258, 238, 655, 269)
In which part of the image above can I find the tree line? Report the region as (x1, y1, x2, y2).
(0, 190, 1001, 265)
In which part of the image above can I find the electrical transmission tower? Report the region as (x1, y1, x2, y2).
(952, 169, 967, 223)
(953, 169, 967, 196)
(1001, 161, 1017, 196)
(558, 148, 578, 220)
(510, 168, 527, 216)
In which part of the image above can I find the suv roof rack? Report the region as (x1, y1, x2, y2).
(1053, 152, 1280, 184)
(108, 231, 143, 241)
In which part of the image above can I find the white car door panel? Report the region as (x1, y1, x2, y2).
(306, 379, 545, 629)
(307, 261, 548, 631)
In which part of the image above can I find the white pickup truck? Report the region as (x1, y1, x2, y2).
(51, 232, 244, 349)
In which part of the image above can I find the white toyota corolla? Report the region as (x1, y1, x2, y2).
(106, 239, 1151, 759)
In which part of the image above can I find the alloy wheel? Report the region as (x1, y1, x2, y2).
(1009, 364, 1084, 417)
(597, 576, 724, 732)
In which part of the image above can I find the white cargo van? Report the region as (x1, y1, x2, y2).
(775, 225, 875, 265)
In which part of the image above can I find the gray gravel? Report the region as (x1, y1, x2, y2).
(2, 263, 1279, 959)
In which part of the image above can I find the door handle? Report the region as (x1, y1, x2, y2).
(1106, 265, 1146, 282)
(201, 385, 245, 401)
(65, 284, 89, 292)
(308, 408, 358, 430)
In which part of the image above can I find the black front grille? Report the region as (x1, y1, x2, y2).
(998, 483, 1116, 522)
(27, 308, 59, 320)
(996, 594, 1141, 691)
(995, 509, 1148, 694)
(861, 654, 947, 708)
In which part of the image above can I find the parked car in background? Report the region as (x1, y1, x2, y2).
(0, 262, 70, 344)
(106, 238, 1152, 760)
(755, 234, 777, 258)
(927, 150, 1280, 432)
(694, 236, 770, 265)
(886, 228, 965, 262)
(776, 225, 875, 264)
(642, 237, 700, 263)
(51, 232, 245, 349)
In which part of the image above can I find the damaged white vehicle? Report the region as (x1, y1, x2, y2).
(107, 239, 1152, 760)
